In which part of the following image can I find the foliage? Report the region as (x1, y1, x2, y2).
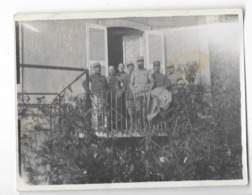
(20, 54, 243, 184)
(177, 61, 199, 84)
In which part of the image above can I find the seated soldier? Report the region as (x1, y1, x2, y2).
(152, 60, 171, 89)
(147, 60, 172, 123)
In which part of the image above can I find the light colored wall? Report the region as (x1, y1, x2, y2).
(207, 22, 241, 77)
(163, 22, 240, 86)
(21, 19, 98, 94)
(21, 19, 240, 95)
(22, 20, 91, 67)
(163, 26, 210, 85)
(21, 18, 148, 94)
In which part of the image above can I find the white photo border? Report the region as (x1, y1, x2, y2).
(14, 8, 247, 191)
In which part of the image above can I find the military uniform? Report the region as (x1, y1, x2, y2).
(87, 63, 109, 130)
(146, 60, 172, 122)
(106, 74, 121, 130)
(124, 72, 134, 110)
(130, 57, 154, 130)
(124, 73, 133, 98)
(130, 69, 154, 95)
(107, 75, 120, 93)
(89, 73, 108, 93)
(152, 72, 170, 89)
(116, 71, 127, 90)
(114, 71, 127, 129)
(116, 71, 127, 81)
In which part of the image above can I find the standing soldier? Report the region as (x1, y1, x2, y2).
(116, 63, 127, 84)
(124, 61, 135, 129)
(107, 65, 120, 94)
(152, 60, 171, 89)
(116, 63, 127, 129)
(107, 66, 121, 130)
(82, 62, 109, 130)
(130, 56, 154, 94)
(85, 62, 109, 92)
(130, 56, 154, 129)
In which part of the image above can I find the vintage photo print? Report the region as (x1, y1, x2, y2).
(15, 9, 247, 191)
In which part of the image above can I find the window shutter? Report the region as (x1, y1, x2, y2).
(123, 35, 141, 66)
(145, 31, 165, 74)
(86, 24, 108, 76)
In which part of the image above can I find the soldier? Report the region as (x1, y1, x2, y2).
(116, 63, 127, 84)
(107, 65, 120, 94)
(130, 56, 154, 129)
(87, 62, 108, 93)
(152, 60, 171, 89)
(106, 65, 122, 130)
(82, 62, 108, 130)
(130, 56, 154, 95)
(147, 60, 172, 122)
(124, 61, 135, 129)
(116, 63, 127, 129)
(124, 61, 135, 95)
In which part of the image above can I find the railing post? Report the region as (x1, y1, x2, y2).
(115, 93, 118, 132)
(49, 104, 52, 137)
(58, 96, 62, 134)
(110, 91, 113, 131)
(125, 92, 128, 131)
(120, 93, 123, 131)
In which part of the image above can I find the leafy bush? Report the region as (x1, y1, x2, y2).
(20, 51, 243, 183)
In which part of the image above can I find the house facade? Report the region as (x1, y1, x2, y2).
(19, 16, 237, 95)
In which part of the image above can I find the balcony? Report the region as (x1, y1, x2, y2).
(18, 68, 211, 140)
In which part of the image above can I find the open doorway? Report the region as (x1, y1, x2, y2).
(107, 27, 143, 71)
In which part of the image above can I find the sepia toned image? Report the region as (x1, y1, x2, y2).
(15, 9, 247, 191)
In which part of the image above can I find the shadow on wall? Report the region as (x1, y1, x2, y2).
(164, 22, 240, 86)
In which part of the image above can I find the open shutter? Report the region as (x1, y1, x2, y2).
(145, 31, 165, 74)
(86, 23, 108, 76)
(123, 35, 142, 67)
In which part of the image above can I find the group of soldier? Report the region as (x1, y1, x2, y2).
(83, 56, 171, 130)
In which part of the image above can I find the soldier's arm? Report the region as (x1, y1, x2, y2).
(148, 73, 154, 91)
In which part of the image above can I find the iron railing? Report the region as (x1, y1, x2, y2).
(48, 73, 170, 137)
(89, 90, 169, 136)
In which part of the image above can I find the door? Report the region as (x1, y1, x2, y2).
(86, 23, 108, 76)
(145, 31, 165, 74)
(122, 35, 142, 67)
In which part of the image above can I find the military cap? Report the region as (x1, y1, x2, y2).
(153, 60, 161, 66)
(137, 56, 144, 62)
(126, 60, 134, 66)
(93, 62, 101, 68)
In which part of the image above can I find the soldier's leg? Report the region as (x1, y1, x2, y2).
(127, 106, 133, 130)
(134, 96, 142, 131)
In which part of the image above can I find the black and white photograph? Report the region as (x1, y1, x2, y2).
(15, 9, 247, 191)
